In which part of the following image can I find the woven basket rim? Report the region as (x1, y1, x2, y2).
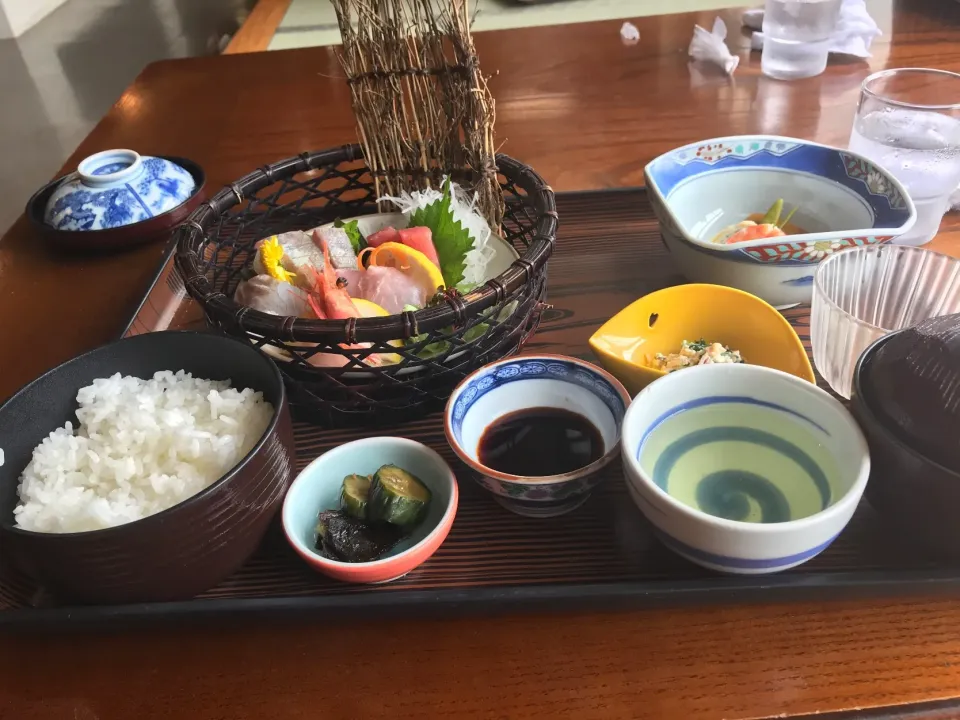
(174, 145, 557, 344)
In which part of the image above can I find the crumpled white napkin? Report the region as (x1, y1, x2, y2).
(689, 17, 739, 75)
(620, 21, 640, 45)
(744, 0, 882, 58)
(951, 185, 960, 211)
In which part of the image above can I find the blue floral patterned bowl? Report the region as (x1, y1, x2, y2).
(44, 149, 196, 231)
(27, 154, 205, 253)
(644, 135, 917, 308)
(444, 355, 631, 518)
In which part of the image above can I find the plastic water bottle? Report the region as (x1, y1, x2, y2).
(761, 0, 842, 80)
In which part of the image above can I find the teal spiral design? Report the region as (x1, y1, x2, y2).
(695, 470, 791, 522)
(652, 426, 831, 523)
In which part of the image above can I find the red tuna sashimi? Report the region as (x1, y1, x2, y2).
(398, 226, 440, 267)
(367, 226, 401, 248)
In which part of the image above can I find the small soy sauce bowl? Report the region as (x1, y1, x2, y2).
(444, 354, 631, 517)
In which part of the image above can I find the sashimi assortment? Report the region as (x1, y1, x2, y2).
(233, 179, 510, 367)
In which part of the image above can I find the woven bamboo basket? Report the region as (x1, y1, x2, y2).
(175, 0, 557, 426)
(174, 147, 556, 426)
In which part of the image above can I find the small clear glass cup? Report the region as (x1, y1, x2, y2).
(761, 0, 842, 80)
(848, 68, 960, 247)
(811, 245, 960, 399)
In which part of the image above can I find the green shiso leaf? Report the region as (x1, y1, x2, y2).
(408, 180, 474, 288)
(334, 218, 366, 253)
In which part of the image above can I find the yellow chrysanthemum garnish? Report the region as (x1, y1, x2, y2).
(259, 236, 297, 284)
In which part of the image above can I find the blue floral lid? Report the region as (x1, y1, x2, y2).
(44, 149, 196, 231)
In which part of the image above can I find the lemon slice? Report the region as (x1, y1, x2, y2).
(351, 298, 390, 317)
(349, 297, 403, 364)
(370, 242, 445, 295)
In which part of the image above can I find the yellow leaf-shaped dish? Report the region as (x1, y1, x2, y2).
(588, 284, 815, 395)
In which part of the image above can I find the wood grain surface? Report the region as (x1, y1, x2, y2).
(224, 0, 293, 54)
(3, 2, 960, 718)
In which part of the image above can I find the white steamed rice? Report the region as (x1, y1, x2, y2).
(13, 371, 274, 534)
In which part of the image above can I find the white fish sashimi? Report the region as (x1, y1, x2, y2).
(314, 226, 358, 270)
(341, 266, 430, 315)
(252, 226, 358, 288)
(234, 275, 311, 317)
(253, 230, 325, 286)
(336, 268, 365, 293)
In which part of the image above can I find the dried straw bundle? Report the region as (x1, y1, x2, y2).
(332, 0, 503, 229)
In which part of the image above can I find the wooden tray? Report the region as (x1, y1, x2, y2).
(2, 188, 957, 631)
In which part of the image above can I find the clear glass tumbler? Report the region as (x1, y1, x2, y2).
(811, 245, 960, 399)
(848, 68, 960, 247)
(761, 0, 842, 80)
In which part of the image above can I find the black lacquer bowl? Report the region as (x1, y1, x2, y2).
(0, 331, 295, 604)
(851, 329, 960, 561)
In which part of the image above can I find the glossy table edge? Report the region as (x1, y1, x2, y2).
(3, 569, 960, 635)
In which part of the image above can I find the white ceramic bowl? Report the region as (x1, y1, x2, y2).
(621, 363, 870, 574)
(445, 354, 631, 517)
(644, 135, 917, 308)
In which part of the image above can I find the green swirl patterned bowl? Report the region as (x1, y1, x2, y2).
(621, 363, 870, 574)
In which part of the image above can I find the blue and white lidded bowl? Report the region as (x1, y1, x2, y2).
(44, 149, 196, 231)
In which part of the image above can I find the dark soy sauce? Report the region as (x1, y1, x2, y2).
(478, 408, 604, 477)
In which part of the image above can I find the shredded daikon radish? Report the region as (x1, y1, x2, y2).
(380, 178, 498, 288)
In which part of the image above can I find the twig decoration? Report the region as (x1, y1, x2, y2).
(332, 0, 503, 229)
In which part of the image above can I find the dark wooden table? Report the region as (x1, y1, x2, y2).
(4, 3, 960, 718)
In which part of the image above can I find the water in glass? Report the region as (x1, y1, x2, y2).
(849, 108, 960, 246)
(761, 0, 842, 80)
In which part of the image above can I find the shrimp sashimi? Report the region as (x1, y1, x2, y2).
(308, 231, 362, 319)
(305, 232, 383, 367)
